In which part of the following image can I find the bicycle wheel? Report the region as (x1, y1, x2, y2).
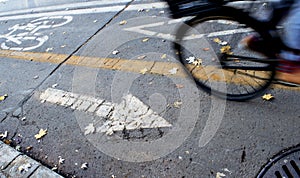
(175, 9, 277, 101)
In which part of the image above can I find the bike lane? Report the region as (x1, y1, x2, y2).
(0, 0, 299, 178)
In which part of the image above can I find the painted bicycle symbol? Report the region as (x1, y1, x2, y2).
(0, 16, 73, 51)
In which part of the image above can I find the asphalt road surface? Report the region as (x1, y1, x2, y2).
(0, 0, 299, 177)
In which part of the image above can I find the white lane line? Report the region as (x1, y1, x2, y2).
(40, 88, 172, 136)
(0, 0, 131, 17)
(124, 20, 253, 41)
(0, 2, 168, 21)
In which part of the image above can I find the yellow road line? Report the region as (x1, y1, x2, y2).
(0, 49, 299, 91)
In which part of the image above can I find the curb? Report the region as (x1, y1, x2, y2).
(0, 141, 63, 178)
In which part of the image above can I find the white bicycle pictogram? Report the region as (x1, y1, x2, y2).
(0, 16, 73, 51)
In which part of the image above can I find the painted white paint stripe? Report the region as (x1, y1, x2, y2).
(40, 88, 172, 136)
(124, 20, 253, 41)
(0, 0, 131, 17)
(0, 2, 168, 21)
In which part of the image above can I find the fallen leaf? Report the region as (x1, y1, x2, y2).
(262, 94, 274, 101)
(18, 163, 31, 173)
(58, 156, 65, 164)
(161, 54, 167, 59)
(216, 172, 226, 178)
(26, 146, 33, 151)
(213, 38, 222, 44)
(186, 56, 195, 63)
(34, 129, 47, 140)
(175, 84, 184, 89)
(173, 101, 182, 108)
(220, 41, 228, 46)
(0, 131, 8, 138)
(81, 163, 88, 170)
(3, 139, 11, 144)
(52, 83, 58, 88)
(46, 47, 53, 52)
(137, 55, 146, 60)
(169, 68, 178, 75)
(112, 50, 119, 55)
(192, 59, 202, 66)
(203, 48, 210, 51)
(84, 123, 95, 135)
(119, 20, 127, 25)
(16, 145, 21, 151)
(139, 68, 148, 75)
(0, 94, 8, 101)
(220, 45, 233, 54)
(142, 38, 149, 42)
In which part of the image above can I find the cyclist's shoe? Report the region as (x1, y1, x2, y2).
(239, 34, 274, 57)
(276, 59, 300, 84)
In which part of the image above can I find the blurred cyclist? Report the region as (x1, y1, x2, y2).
(242, 0, 300, 84)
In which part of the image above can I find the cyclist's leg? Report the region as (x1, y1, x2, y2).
(277, 3, 300, 84)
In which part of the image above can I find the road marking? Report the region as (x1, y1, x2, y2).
(0, 2, 168, 21)
(40, 88, 172, 135)
(0, 49, 299, 91)
(0, 0, 131, 17)
(124, 20, 253, 41)
(0, 16, 72, 51)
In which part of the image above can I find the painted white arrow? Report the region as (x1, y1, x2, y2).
(40, 88, 172, 135)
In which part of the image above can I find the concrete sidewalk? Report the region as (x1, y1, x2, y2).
(0, 141, 63, 178)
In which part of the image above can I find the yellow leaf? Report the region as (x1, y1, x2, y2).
(213, 38, 221, 43)
(220, 45, 233, 54)
(34, 129, 47, 140)
(262, 94, 274, 101)
(192, 59, 202, 67)
(161, 54, 167, 59)
(119, 20, 127, 25)
(0, 94, 8, 101)
(139, 68, 148, 75)
(142, 38, 149, 42)
(173, 101, 182, 108)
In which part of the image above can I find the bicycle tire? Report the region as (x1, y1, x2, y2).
(174, 7, 277, 101)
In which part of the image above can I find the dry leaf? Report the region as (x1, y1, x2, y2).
(169, 68, 178, 75)
(137, 55, 146, 60)
(142, 38, 149, 42)
(203, 48, 210, 51)
(161, 54, 167, 59)
(0, 131, 7, 138)
(58, 156, 65, 164)
(119, 20, 127, 25)
(0, 94, 8, 101)
(186, 56, 195, 63)
(220, 45, 233, 54)
(173, 101, 182, 108)
(18, 163, 31, 173)
(81, 163, 88, 169)
(213, 38, 221, 44)
(84, 123, 95, 135)
(34, 129, 47, 140)
(262, 94, 274, 101)
(216, 172, 226, 178)
(112, 50, 119, 55)
(140, 68, 148, 74)
(176, 84, 184, 89)
(192, 59, 202, 66)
